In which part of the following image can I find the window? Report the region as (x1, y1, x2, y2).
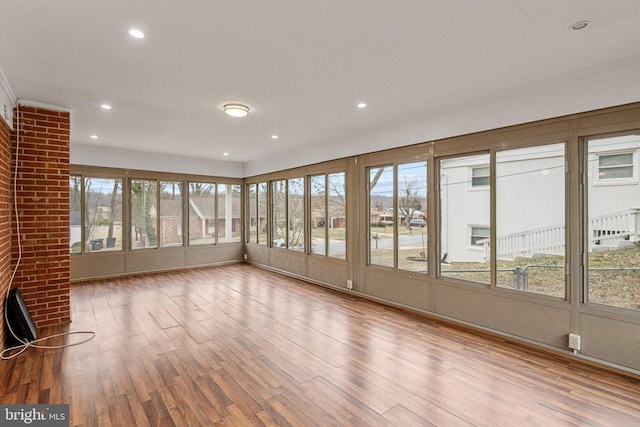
(257, 182, 268, 245)
(218, 184, 242, 243)
(369, 166, 395, 268)
(288, 178, 305, 251)
(328, 173, 347, 259)
(310, 175, 326, 255)
(310, 172, 347, 259)
(131, 179, 158, 249)
(471, 166, 490, 187)
(440, 154, 490, 284)
(586, 135, 640, 311)
(188, 182, 216, 246)
(160, 181, 183, 247)
(271, 180, 287, 247)
(495, 143, 566, 297)
(397, 162, 428, 272)
(469, 226, 489, 247)
(69, 176, 123, 253)
(596, 152, 635, 182)
(247, 183, 257, 244)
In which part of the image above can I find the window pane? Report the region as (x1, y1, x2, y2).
(218, 184, 242, 243)
(369, 166, 394, 268)
(288, 177, 304, 251)
(328, 172, 347, 259)
(247, 183, 257, 244)
(272, 180, 286, 247)
(496, 143, 565, 297)
(70, 176, 82, 253)
(131, 179, 157, 249)
(472, 166, 490, 187)
(257, 182, 268, 245)
(160, 181, 183, 247)
(83, 178, 122, 253)
(310, 175, 326, 255)
(188, 182, 216, 246)
(397, 162, 428, 272)
(587, 135, 640, 310)
(440, 154, 490, 284)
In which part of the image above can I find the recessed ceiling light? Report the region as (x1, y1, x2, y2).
(101, 104, 112, 110)
(569, 21, 590, 31)
(357, 102, 367, 109)
(271, 135, 279, 139)
(128, 28, 145, 39)
(223, 152, 229, 156)
(223, 103, 250, 118)
(90, 135, 98, 140)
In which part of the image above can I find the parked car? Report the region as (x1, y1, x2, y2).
(409, 219, 427, 227)
(378, 220, 394, 226)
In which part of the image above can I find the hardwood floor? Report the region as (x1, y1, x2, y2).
(1, 263, 640, 426)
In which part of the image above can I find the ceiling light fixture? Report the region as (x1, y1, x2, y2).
(129, 28, 145, 39)
(223, 103, 250, 117)
(90, 135, 98, 140)
(101, 104, 112, 110)
(569, 21, 590, 31)
(357, 102, 367, 108)
(271, 135, 279, 139)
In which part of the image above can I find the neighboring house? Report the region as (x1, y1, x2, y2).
(441, 135, 640, 263)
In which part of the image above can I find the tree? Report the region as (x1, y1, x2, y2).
(398, 177, 422, 226)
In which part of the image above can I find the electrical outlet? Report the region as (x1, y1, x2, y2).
(346, 279, 353, 290)
(568, 333, 581, 351)
(243, 253, 248, 261)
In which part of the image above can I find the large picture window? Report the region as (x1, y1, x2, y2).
(440, 154, 490, 284)
(218, 184, 242, 243)
(310, 172, 347, 259)
(160, 181, 183, 247)
(131, 179, 158, 249)
(586, 134, 640, 311)
(397, 162, 428, 273)
(369, 166, 395, 268)
(495, 143, 566, 297)
(188, 182, 216, 245)
(70, 176, 123, 253)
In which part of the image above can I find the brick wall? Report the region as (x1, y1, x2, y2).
(0, 117, 11, 347)
(9, 105, 71, 328)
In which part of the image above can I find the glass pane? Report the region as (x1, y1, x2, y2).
(257, 182, 268, 245)
(587, 135, 640, 310)
(218, 184, 242, 243)
(131, 179, 158, 249)
(397, 162, 428, 272)
(247, 183, 257, 244)
(369, 166, 394, 268)
(272, 180, 286, 247)
(69, 176, 82, 253)
(599, 153, 632, 167)
(440, 154, 490, 284)
(496, 143, 565, 297)
(472, 166, 490, 187)
(328, 172, 347, 259)
(288, 177, 305, 251)
(83, 178, 122, 253)
(599, 166, 633, 179)
(188, 182, 216, 246)
(160, 181, 183, 247)
(310, 175, 326, 255)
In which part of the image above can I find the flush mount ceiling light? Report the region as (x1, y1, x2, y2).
(357, 102, 367, 109)
(569, 20, 590, 31)
(100, 104, 112, 110)
(223, 103, 250, 117)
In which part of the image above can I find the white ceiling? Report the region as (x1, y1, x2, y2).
(2, 1, 640, 176)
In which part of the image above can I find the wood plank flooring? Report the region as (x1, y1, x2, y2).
(1, 263, 640, 426)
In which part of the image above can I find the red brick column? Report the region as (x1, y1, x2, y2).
(0, 117, 12, 345)
(10, 105, 71, 327)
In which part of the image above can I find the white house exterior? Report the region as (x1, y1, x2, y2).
(440, 135, 640, 263)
